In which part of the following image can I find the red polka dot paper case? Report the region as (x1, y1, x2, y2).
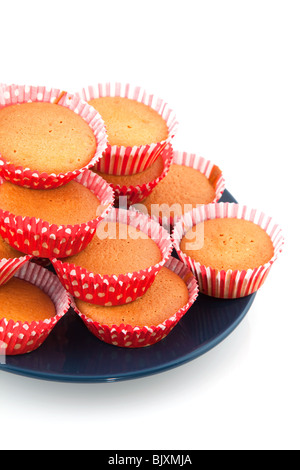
(75, 82, 179, 176)
(172, 202, 284, 299)
(0, 262, 72, 356)
(0, 170, 114, 259)
(72, 256, 199, 348)
(0, 84, 108, 190)
(51, 207, 174, 306)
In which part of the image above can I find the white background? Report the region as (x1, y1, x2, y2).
(0, 0, 299, 451)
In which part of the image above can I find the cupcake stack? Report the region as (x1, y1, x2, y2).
(53, 83, 199, 348)
(0, 82, 200, 353)
(76, 83, 178, 207)
(0, 84, 114, 354)
(0, 81, 284, 356)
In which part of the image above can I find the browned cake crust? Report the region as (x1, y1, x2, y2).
(75, 266, 189, 327)
(0, 102, 97, 174)
(88, 96, 169, 147)
(142, 164, 217, 219)
(180, 218, 274, 271)
(64, 221, 162, 276)
(0, 277, 56, 322)
(0, 180, 103, 226)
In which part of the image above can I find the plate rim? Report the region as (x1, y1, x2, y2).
(0, 292, 255, 383)
(0, 190, 257, 384)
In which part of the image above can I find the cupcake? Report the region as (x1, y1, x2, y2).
(76, 82, 178, 175)
(0, 84, 107, 189)
(0, 262, 72, 355)
(51, 207, 173, 305)
(93, 144, 174, 206)
(73, 256, 199, 348)
(0, 235, 32, 286)
(172, 202, 284, 298)
(137, 150, 225, 229)
(0, 170, 114, 258)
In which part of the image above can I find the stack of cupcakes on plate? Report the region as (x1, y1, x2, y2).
(86, 85, 283, 301)
(52, 206, 199, 348)
(0, 84, 113, 354)
(0, 82, 200, 352)
(0, 81, 284, 354)
(52, 83, 199, 348)
(81, 83, 283, 302)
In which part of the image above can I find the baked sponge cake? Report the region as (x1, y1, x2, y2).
(0, 277, 56, 323)
(88, 96, 169, 147)
(0, 102, 97, 174)
(51, 208, 173, 306)
(75, 266, 189, 328)
(180, 218, 274, 271)
(0, 179, 104, 226)
(141, 163, 219, 221)
(63, 221, 162, 276)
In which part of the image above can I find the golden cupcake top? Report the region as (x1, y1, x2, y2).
(180, 217, 274, 271)
(141, 163, 219, 220)
(88, 96, 169, 147)
(0, 102, 97, 174)
(0, 235, 25, 259)
(63, 221, 162, 276)
(0, 277, 56, 323)
(75, 266, 189, 327)
(93, 155, 164, 187)
(0, 179, 104, 226)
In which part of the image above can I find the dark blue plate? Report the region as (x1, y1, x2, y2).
(0, 190, 256, 383)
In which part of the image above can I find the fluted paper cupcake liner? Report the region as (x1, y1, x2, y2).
(0, 84, 107, 189)
(98, 144, 174, 207)
(73, 256, 199, 348)
(172, 202, 284, 299)
(0, 170, 114, 259)
(76, 82, 178, 176)
(52, 207, 173, 306)
(0, 253, 32, 286)
(0, 262, 72, 355)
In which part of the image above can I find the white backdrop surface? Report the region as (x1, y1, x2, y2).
(0, 0, 299, 451)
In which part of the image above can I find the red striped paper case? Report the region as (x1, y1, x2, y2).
(0, 253, 32, 286)
(0, 84, 107, 189)
(96, 144, 174, 207)
(72, 256, 199, 348)
(0, 262, 72, 355)
(0, 170, 114, 259)
(51, 207, 174, 306)
(75, 82, 178, 176)
(172, 202, 284, 299)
